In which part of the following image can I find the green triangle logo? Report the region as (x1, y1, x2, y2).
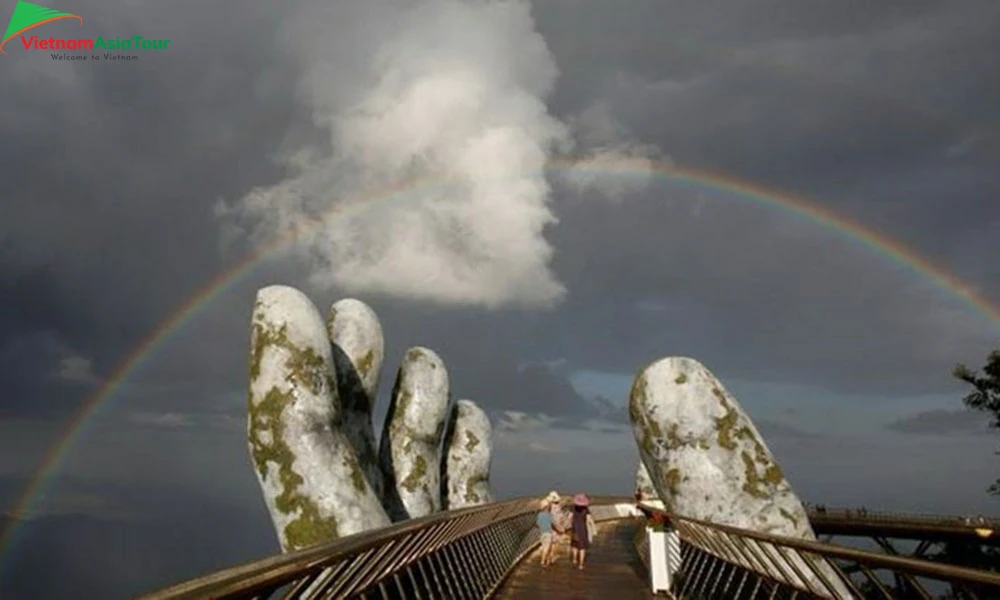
(1, 1, 82, 54)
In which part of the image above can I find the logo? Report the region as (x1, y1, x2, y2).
(1, 0, 80, 54)
(1, 0, 169, 59)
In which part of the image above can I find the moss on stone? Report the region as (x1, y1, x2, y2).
(283, 507, 340, 551)
(740, 452, 768, 498)
(674, 373, 687, 384)
(779, 508, 797, 527)
(357, 350, 375, 380)
(740, 451, 783, 499)
(629, 373, 648, 418)
(248, 387, 340, 550)
(464, 430, 480, 452)
(247, 317, 348, 550)
(347, 455, 367, 493)
(714, 406, 739, 450)
(664, 468, 682, 496)
(400, 455, 427, 493)
(464, 473, 488, 504)
(630, 373, 662, 461)
(698, 438, 710, 450)
(249, 325, 265, 382)
(249, 321, 331, 396)
(395, 386, 414, 424)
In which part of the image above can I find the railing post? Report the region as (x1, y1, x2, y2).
(646, 521, 681, 593)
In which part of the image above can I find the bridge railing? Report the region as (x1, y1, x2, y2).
(139, 495, 633, 600)
(638, 503, 1000, 599)
(805, 506, 1000, 530)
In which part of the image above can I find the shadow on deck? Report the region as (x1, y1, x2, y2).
(493, 518, 664, 599)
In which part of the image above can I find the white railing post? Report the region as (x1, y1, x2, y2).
(647, 523, 680, 593)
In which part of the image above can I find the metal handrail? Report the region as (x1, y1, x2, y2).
(806, 506, 1000, 529)
(139, 495, 633, 600)
(638, 503, 1000, 599)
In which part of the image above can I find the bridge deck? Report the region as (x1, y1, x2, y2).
(493, 518, 664, 599)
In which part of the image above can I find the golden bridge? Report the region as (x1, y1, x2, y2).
(139, 497, 999, 599)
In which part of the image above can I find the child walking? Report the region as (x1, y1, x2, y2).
(536, 498, 555, 567)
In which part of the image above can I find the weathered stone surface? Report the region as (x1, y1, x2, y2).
(327, 298, 385, 500)
(635, 460, 658, 500)
(628, 356, 812, 538)
(629, 356, 851, 597)
(379, 347, 450, 521)
(248, 285, 389, 552)
(441, 399, 494, 509)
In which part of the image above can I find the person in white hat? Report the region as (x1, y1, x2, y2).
(536, 498, 555, 566)
(544, 491, 569, 563)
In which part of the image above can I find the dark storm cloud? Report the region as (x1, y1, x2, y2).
(886, 408, 995, 435)
(2, 0, 1000, 594)
(0, 0, 299, 388)
(538, 0, 1000, 303)
(3, 0, 998, 423)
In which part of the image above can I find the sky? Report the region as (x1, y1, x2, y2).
(1, 0, 999, 597)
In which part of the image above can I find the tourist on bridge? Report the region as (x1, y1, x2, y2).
(536, 498, 555, 567)
(544, 491, 570, 563)
(570, 493, 597, 570)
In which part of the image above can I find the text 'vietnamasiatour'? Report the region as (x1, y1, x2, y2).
(19, 34, 170, 60)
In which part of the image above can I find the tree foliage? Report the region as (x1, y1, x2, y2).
(953, 349, 1000, 496)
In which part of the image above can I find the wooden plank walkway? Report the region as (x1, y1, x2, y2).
(493, 518, 664, 599)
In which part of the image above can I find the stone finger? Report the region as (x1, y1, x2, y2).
(327, 298, 385, 501)
(628, 356, 851, 596)
(248, 285, 389, 552)
(441, 399, 494, 510)
(629, 356, 813, 538)
(379, 347, 450, 521)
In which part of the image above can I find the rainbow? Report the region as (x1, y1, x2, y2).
(1, 158, 998, 564)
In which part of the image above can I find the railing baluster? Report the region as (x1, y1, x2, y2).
(681, 548, 710, 597)
(769, 544, 816, 594)
(399, 562, 421, 600)
(695, 553, 722, 598)
(280, 572, 321, 600)
(321, 549, 380, 599)
(414, 556, 442, 598)
(449, 535, 478, 598)
(731, 566, 751, 599)
(444, 540, 476, 599)
(479, 526, 503, 584)
(718, 559, 739, 597)
(428, 550, 460, 599)
(336, 539, 400, 596)
(463, 530, 492, 593)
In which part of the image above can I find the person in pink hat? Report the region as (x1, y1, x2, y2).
(569, 493, 597, 569)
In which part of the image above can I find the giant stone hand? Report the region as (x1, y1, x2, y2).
(247, 286, 495, 552)
(629, 356, 849, 596)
